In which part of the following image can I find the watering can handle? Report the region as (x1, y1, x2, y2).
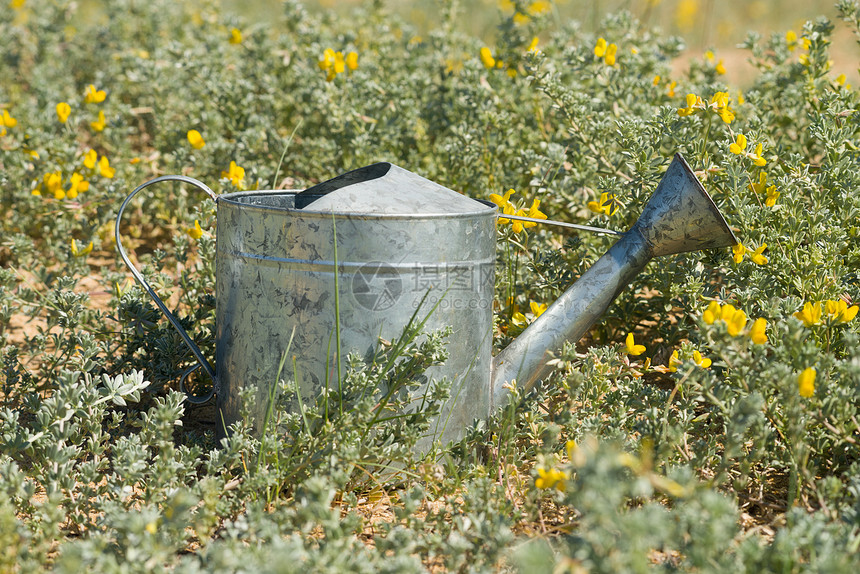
(114, 175, 218, 404)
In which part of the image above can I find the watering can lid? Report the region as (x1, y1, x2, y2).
(296, 162, 492, 216)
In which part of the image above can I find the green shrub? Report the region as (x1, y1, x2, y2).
(2, 0, 860, 571)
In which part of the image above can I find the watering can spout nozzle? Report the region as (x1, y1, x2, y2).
(489, 153, 737, 408)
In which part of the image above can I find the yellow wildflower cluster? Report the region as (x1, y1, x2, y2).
(0, 108, 17, 137)
(729, 134, 767, 166)
(793, 300, 858, 327)
(676, 91, 734, 124)
(594, 37, 618, 66)
(318, 48, 358, 81)
(587, 191, 620, 216)
(229, 27, 242, 45)
(84, 84, 108, 132)
(654, 347, 711, 373)
(749, 172, 780, 207)
(535, 466, 568, 491)
(478, 46, 519, 78)
(489, 188, 547, 233)
(221, 160, 246, 189)
(732, 241, 768, 265)
(33, 148, 115, 200)
(702, 301, 768, 343)
(54, 84, 109, 131)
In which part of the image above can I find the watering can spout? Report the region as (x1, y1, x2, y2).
(489, 154, 737, 409)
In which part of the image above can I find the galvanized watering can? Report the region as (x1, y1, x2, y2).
(116, 154, 737, 444)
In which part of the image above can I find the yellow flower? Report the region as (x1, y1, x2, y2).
(221, 160, 246, 189)
(56, 102, 71, 123)
(70, 238, 93, 257)
(318, 48, 335, 70)
(692, 350, 711, 368)
(479, 47, 496, 69)
(40, 171, 63, 198)
(98, 155, 115, 178)
(345, 51, 358, 71)
(786, 30, 798, 51)
(11, 0, 26, 9)
(825, 299, 859, 324)
(730, 133, 747, 154)
(793, 301, 822, 327)
(90, 109, 106, 132)
(765, 185, 780, 207)
(527, 37, 539, 52)
(666, 80, 677, 98)
(510, 311, 527, 328)
(749, 171, 768, 194)
(653, 75, 661, 86)
(527, 1, 551, 15)
(702, 300, 722, 324)
(535, 466, 568, 491)
(677, 93, 700, 117)
(66, 172, 89, 200)
(668, 350, 681, 372)
(625, 332, 646, 356)
(715, 59, 726, 75)
(511, 212, 525, 233)
(83, 149, 98, 169)
(749, 243, 768, 265)
(732, 242, 746, 263)
(530, 301, 547, 318)
(749, 317, 768, 344)
(708, 91, 734, 123)
(187, 129, 205, 149)
(521, 198, 547, 228)
(798, 367, 816, 398)
(229, 27, 242, 44)
(717, 106, 734, 124)
(187, 219, 204, 240)
(594, 37, 607, 58)
(83, 84, 106, 104)
(722, 305, 748, 336)
(752, 143, 767, 167)
(489, 188, 516, 224)
(604, 43, 618, 66)
(587, 192, 619, 216)
(0, 109, 17, 130)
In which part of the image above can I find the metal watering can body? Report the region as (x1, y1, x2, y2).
(116, 154, 737, 445)
(116, 164, 498, 443)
